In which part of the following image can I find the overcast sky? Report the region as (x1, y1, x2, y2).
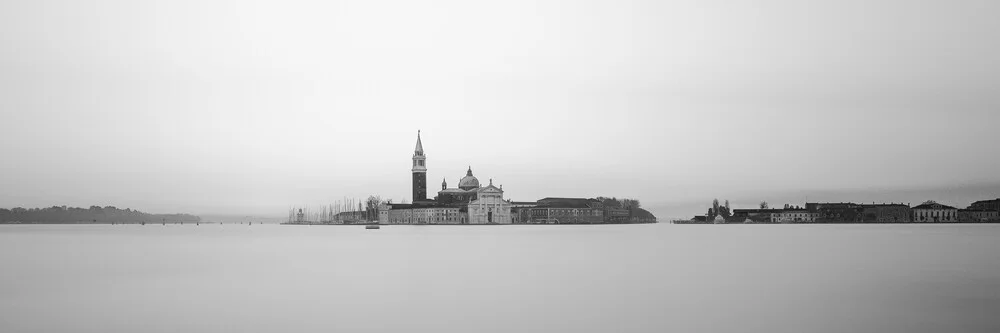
(1, 0, 998, 217)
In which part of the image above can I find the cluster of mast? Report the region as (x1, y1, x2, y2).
(286, 197, 378, 224)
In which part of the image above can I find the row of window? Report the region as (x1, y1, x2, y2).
(527, 209, 602, 217)
(915, 210, 956, 218)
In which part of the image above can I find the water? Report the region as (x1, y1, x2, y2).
(1, 224, 998, 332)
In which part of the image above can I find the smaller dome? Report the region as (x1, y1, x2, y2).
(458, 166, 480, 190)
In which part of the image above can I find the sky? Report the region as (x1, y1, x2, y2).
(1, 0, 999, 218)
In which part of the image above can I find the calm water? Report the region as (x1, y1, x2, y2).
(1, 223, 998, 333)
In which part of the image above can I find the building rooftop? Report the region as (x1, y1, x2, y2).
(439, 188, 472, 193)
(732, 209, 783, 213)
(536, 197, 600, 209)
(860, 203, 910, 207)
(912, 202, 958, 210)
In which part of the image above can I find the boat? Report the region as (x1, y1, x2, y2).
(365, 224, 380, 230)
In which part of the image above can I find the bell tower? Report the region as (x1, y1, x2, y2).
(412, 130, 427, 202)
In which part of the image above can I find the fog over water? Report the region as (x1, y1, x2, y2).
(2, 224, 998, 332)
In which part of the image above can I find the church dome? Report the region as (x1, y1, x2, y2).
(458, 167, 480, 190)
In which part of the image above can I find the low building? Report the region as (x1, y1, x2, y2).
(604, 207, 630, 224)
(510, 201, 538, 224)
(732, 209, 783, 223)
(968, 198, 1000, 211)
(385, 202, 466, 224)
(520, 198, 604, 224)
(958, 209, 1000, 222)
(776, 208, 819, 223)
(860, 203, 911, 223)
(807, 202, 864, 222)
(676, 216, 708, 224)
(912, 201, 959, 222)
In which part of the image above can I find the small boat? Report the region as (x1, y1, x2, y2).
(365, 225, 380, 230)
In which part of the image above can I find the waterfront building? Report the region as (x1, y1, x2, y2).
(860, 203, 911, 223)
(604, 207, 630, 223)
(968, 198, 1000, 211)
(807, 202, 863, 222)
(958, 209, 999, 222)
(509, 201, 538, 224)
(378, 202, 390, 223)
(732, 209, 783, 223)
(776, 208, 819, 223)
(385, 198, 474, 224)
(518, 198, 604, 224)
(912, 201, 958, 222)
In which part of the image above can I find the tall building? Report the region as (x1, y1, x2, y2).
(412, 130, 427, 202)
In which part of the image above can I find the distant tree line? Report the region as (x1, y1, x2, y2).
(595, 197, 656, 221)
(707, 198, 732, 220)
(596, 197, 641, 209)
(0, 206, 201, 224)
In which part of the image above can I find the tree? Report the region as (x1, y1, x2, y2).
(759, 201, 769, 209)
(366, 195, 386, 221)
(621, 198, 641, 209)
(365, 195, 383, 211)
(724, 200, 730, 212)
(712, 199, 720, 215)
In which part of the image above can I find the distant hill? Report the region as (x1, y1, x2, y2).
(0, 206, 200, 224)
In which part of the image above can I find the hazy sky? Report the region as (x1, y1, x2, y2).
(1, 0, 998, 216)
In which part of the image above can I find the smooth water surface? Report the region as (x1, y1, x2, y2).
(1, 224, 999, 332)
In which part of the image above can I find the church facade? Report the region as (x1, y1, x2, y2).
(381, 131, 512, 224)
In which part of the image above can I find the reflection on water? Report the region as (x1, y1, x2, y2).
(1, 224, 999, 333)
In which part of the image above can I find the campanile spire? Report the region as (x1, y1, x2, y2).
(414, 130, 424, 155)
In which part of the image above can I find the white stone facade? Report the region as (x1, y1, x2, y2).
(467, 184, 511, 224)
(913, 208, 958, 222)
(912, 201, 959, 222)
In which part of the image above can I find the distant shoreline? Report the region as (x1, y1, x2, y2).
(670, 221, 1000, 225)
(280, 222, 658, 226)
